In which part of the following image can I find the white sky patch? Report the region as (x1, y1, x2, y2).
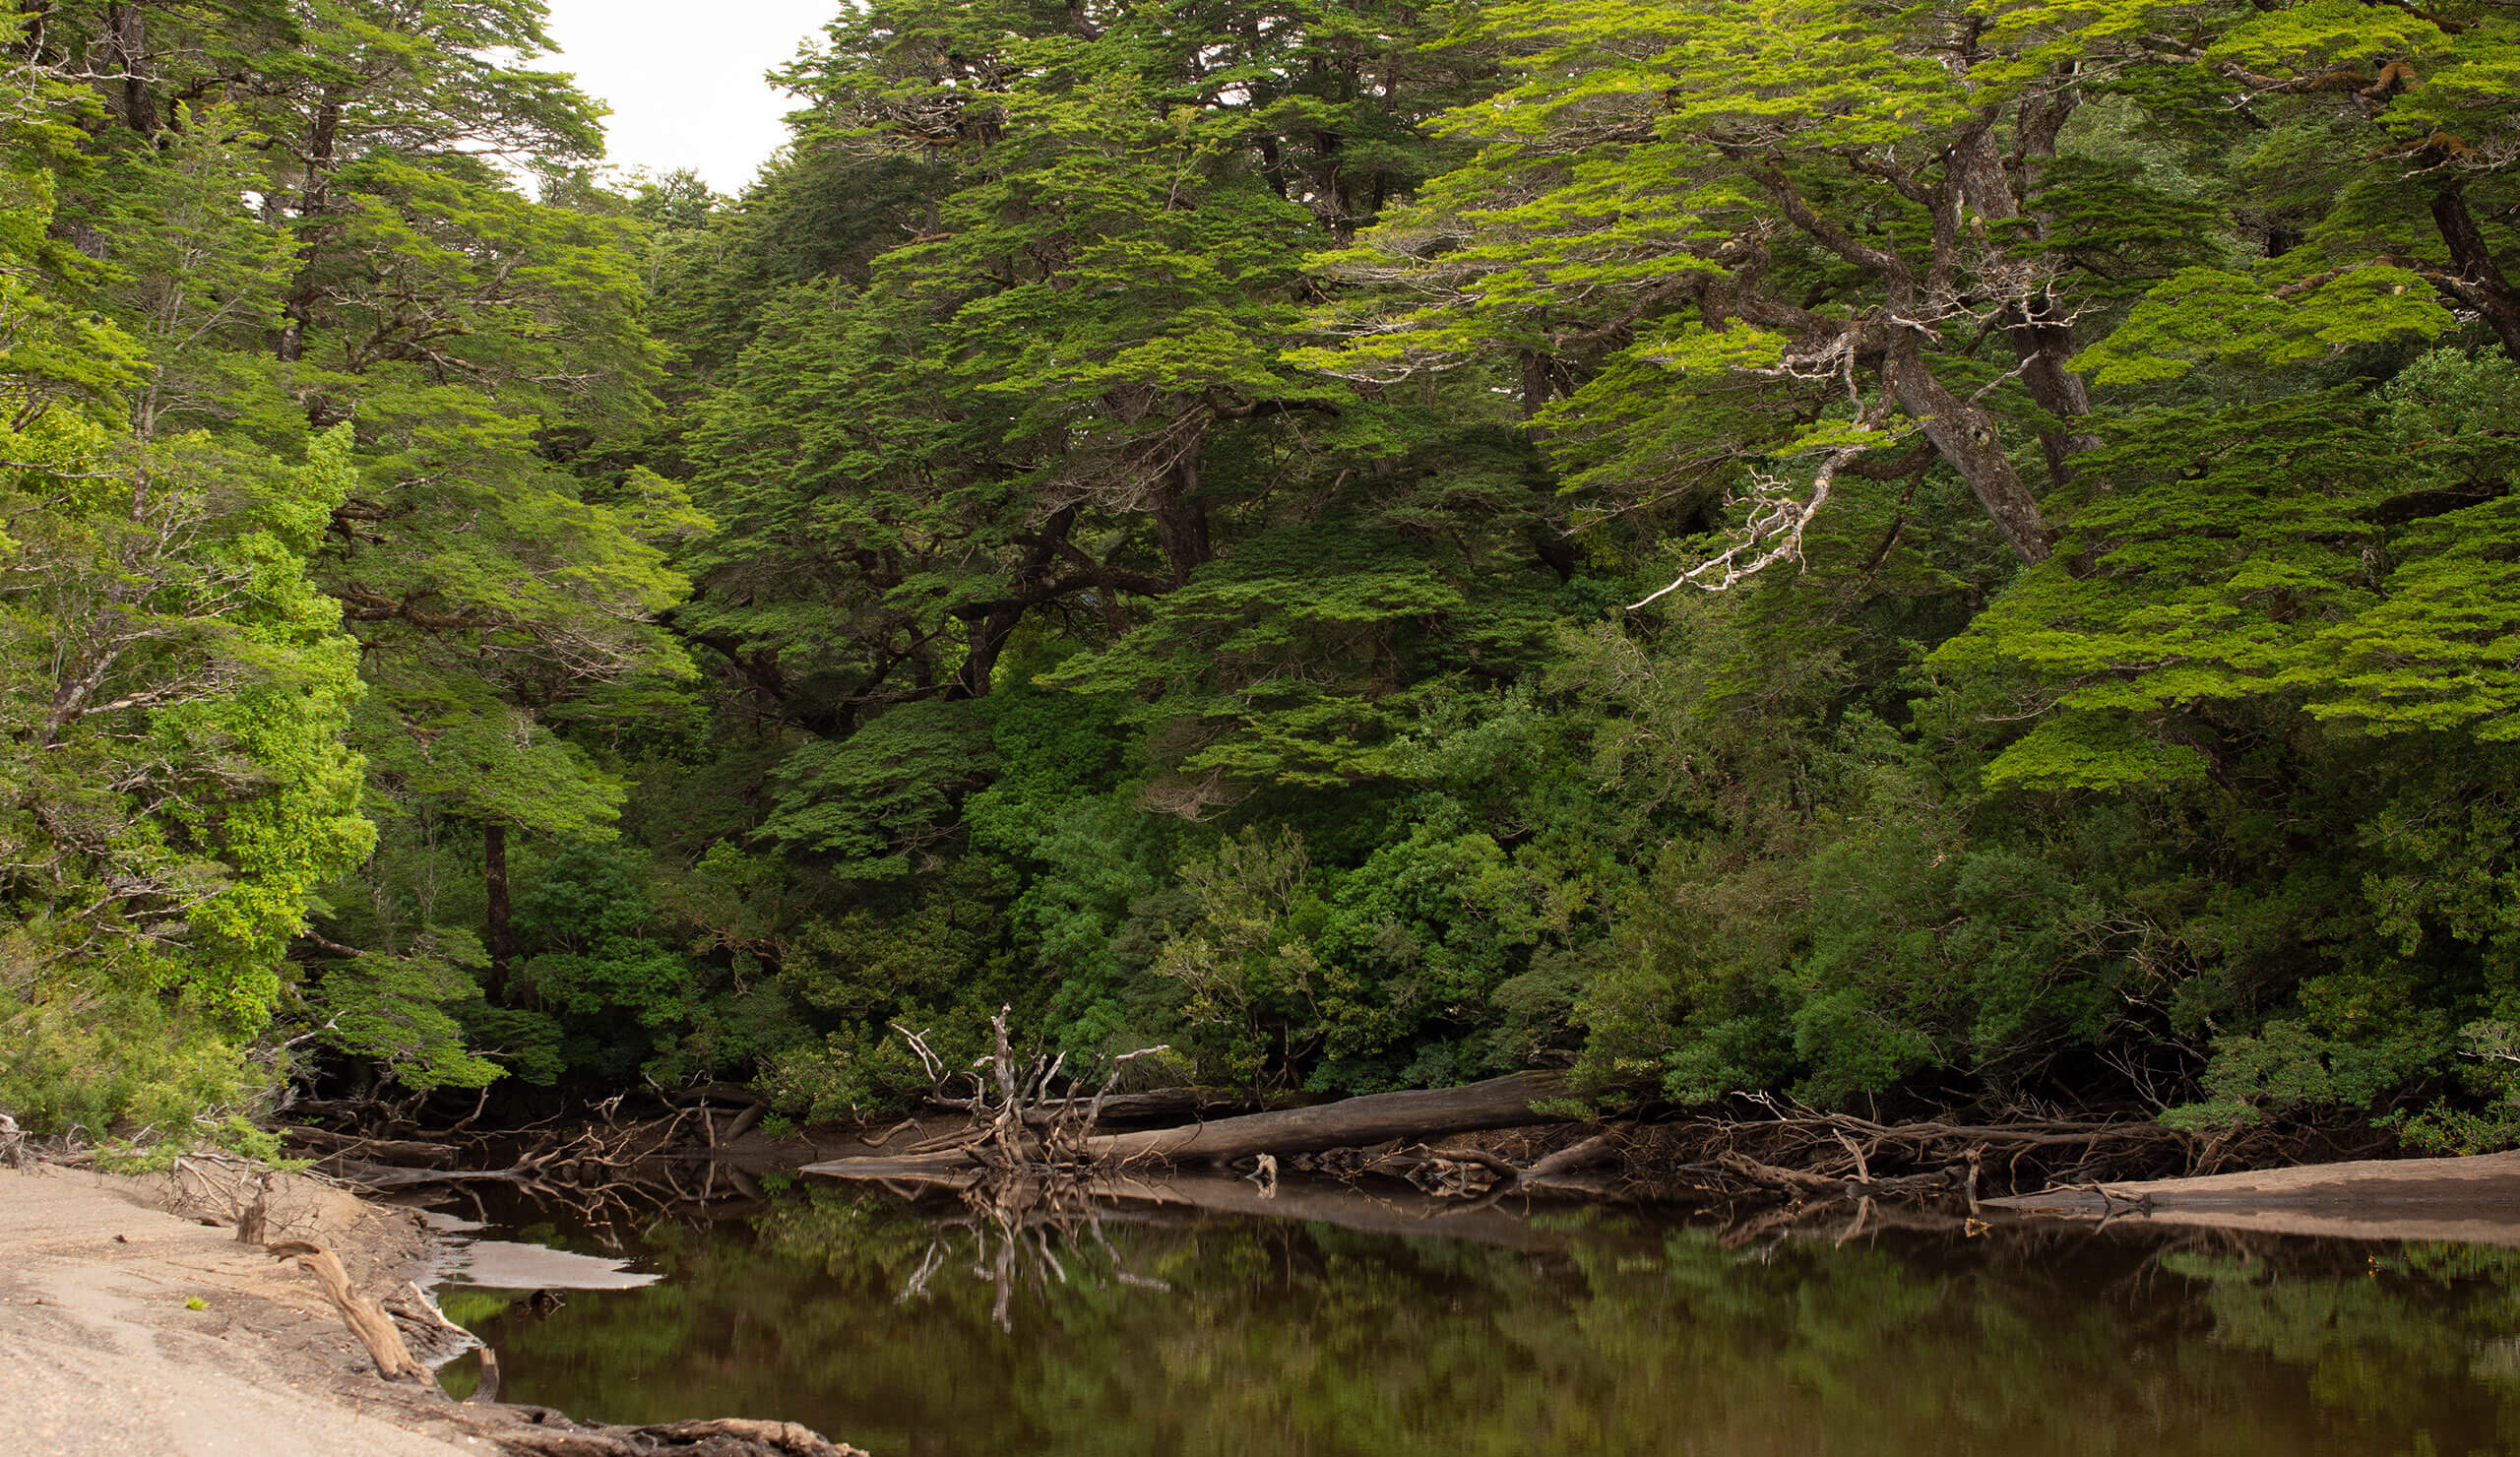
(540, 0, 837, 194)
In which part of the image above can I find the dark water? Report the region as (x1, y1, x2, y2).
(431, 1178, 2520, 1456)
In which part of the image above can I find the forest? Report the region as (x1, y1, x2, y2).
(2, 0, 2516, 1160)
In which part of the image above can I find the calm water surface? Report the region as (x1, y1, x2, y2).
(431, 1179, 2520, 1456)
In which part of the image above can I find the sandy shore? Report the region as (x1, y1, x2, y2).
(0, 1164, 478, 1457)
(0, 1163, 860, 1457)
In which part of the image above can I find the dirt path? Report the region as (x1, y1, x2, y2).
(1987, 1149, 2520, 1243)
(0, 1165, 471, 1457)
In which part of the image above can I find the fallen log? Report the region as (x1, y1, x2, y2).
(283, 1126, 458, 1165)
(1015, 1087, 1312, 1125)
(268, 1239, 429, 1382)
(1091, 1171, 1575, 1248)
(801, 1071, 1566, 1179)
(484, 1416, 862, 1457)
(1087, 1071, 1566, 1165)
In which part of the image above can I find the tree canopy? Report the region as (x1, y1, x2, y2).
(5, 0, 2519, 1153)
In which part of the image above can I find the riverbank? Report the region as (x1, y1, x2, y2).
(0, 1164, 860, 1457)
(1986, 1147, 2520, 1244)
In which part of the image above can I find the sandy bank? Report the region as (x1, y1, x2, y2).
(0, 1164, 860, 1457)
(0, 1164, 471, 1457)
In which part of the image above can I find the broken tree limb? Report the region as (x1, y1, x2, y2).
(1523, 1130, 1619, 1183)
(268, 1239, 429, 1382)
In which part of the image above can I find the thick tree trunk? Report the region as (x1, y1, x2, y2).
(1082, 1171, 1570, 1248)
(1883, 346, 2054, 563)
(1153, 457, 1212, 585)
(1951, 110, 2098, 486)
(102, 3, 156, 135)
(2432, 189, 2520, 365)
(277, 96, 341, 364)
(951, 606, 1020, 699)
(1516, 348, 1581, 580)
(482, 822, 516, 999)
(2002, 305, 2100, 487)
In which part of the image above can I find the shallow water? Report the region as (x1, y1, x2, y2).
(432, 1177, 2520, 1456)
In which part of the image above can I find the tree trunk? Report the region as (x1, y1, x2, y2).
(277, 95, 341, 365)
(1081, 1171, 1571, 1248)
(1883, 345, 2054, 563)
(482, 822, 516, 999)
(1950, 111, 2098, 487)
(1153, 457, 1212, 585)
(951, 606, 1020, 699)
(2002, 303, 2100, 488)
(2432, 189, 2520, 365)
(1086, 1070, 1564, 1163)
(102, 3, 157, 136)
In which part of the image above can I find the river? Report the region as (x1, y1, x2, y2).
(430, 1177, 2520, 1455)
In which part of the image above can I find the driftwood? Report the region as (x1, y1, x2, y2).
(1089, 1072, 1566, 1164)
(268, 1239, 429, 1382)
(804, 1069, 1567, 1183)
(283, 1126, 458, 1165)
(1050, 1087, 1294, 1123)
(1090, 1171, 1576, 1248)
(260, 1227, 866, 1456)
(480, 1416, 863, 1457)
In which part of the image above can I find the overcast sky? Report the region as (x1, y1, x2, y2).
(539, 0, 838, 194)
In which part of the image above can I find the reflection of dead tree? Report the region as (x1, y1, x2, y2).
(1299, 1129, 1623, 1207)
(295, 1104, 781, 1258)
(899, 1174, 1175, 1333)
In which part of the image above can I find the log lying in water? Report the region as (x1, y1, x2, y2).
(1090, 1071, 1566, 1164)
(1090, 1171, 1574, 1248)
(802, 1071, 1566, 1180)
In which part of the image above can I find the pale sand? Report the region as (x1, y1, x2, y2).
(0, 1164, 476, 1457)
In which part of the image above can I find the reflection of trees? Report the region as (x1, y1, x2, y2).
(895, 1178, 1172, 1333)
(2173, 1240, 2520, 1431)
(454, 1187, 2520, 1457)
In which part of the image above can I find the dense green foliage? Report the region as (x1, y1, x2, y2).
(6, 0, 2519, 1148)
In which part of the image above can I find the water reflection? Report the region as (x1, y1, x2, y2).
(434, 1180, 2520, 1456)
